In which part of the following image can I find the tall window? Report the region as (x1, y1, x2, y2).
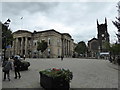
(48, 38, 50, 45)
(48, 48, 50, 55)
(57, 39, 61, 46)
(34, 42, 36, 46)
(33, 40, 38, 46)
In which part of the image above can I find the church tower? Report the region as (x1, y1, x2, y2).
(97, 18, 110, 52)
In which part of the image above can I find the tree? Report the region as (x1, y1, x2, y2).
(110, 2, 120, 64)
(37, 40, 48, 57)
(1, 19, 13, 60)
(112, 3, 120, 53)
(112, 17, 120, 31)
(74, 41, 88, 57)
(110, 43, 120, 56)
(102, 41, 110, 51)
(112, 2, 120, 43)
(2, 24, 13, 49)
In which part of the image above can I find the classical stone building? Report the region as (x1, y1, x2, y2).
(11, 29, 74, 58)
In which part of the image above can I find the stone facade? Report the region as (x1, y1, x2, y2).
(11, 29, 74, 58)
(97, 18, 109, 52)
(88, 18, 110, 58)
(88, 38, 99, 58)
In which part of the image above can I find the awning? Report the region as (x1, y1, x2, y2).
(100, 52, 109, 55)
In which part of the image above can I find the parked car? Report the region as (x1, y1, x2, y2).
(12, 55, 30, 71)
(13, 55, 23, 61)
(20, 60, 30, 71)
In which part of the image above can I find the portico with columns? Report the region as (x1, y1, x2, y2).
(12, 30, 32, 58)
(12, 29, 74, 58)
(61, 34, 73, 57)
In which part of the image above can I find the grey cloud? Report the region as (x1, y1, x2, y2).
(2, 2, 59, 15)
(44, 2, 114, 27)
(1, 2, 118, 43)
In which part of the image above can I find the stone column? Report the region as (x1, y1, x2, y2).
(25, 37, 28, 57)
(69, 40, 71, 56)
(12, 40, 15, 55)
(69, 41, 70, 56)
(28, 37, 32, 58)
(66, 39, 68, 56)
(66, 40, 68, 56)
(68, 40, 70, 56)
(61, 38, 63, 57)
(67, 40, 69, 56)
(65, 39, 66, 56)
(21, 37, 23, 56)
(15, 38, 18, 55)
(18, 38, 20, 55)
(63, 39, 66, 57)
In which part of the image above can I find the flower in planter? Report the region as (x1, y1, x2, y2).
(40, 68, 73, 83)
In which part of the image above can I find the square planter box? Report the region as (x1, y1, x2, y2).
(39, 72, 70, 90)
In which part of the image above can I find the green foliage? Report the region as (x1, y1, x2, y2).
(103, 41, 120, 55)
(37, 40, 48, 52)
(110, 44, 120, 55)
(2, 22, 13, 49)
(74, 41, 88, 55)
(102, 41, 110, 51)
(40, 68, 73, 82)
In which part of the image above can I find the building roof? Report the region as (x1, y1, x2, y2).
(35, 29, 61, 35)
(88, 38, 98, 43)
(13, 30, 32, 34)
(62, 33, 71, 38)
(35, 29, 71, 37)
(13, 29, 72, 38)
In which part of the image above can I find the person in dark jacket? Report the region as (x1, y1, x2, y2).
(23, 54, 25, 60)
(2, 58, 12, 81)
(13, 57, 21, 79)
(61, 56, 64, 61)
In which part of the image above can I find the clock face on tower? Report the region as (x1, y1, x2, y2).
(102, 34, 104, 37)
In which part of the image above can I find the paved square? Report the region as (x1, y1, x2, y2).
(1, 58, 118, 89)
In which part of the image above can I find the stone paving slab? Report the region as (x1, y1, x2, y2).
(1, 58, 119, 89)
(107, 62, 120, 71)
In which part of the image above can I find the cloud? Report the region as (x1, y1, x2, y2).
(2, 2, 59, 15)
(1, 2, 119, 44)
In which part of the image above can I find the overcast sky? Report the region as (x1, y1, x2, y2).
(1, 1, 119, 44)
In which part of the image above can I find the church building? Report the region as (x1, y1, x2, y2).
(88, 18, 110, 58)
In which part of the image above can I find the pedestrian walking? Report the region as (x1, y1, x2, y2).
(2, 58, 12, 81)
(61, 56, 64, 61)
(14, 57, 21, 79)
(23, 54, 25, 60)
